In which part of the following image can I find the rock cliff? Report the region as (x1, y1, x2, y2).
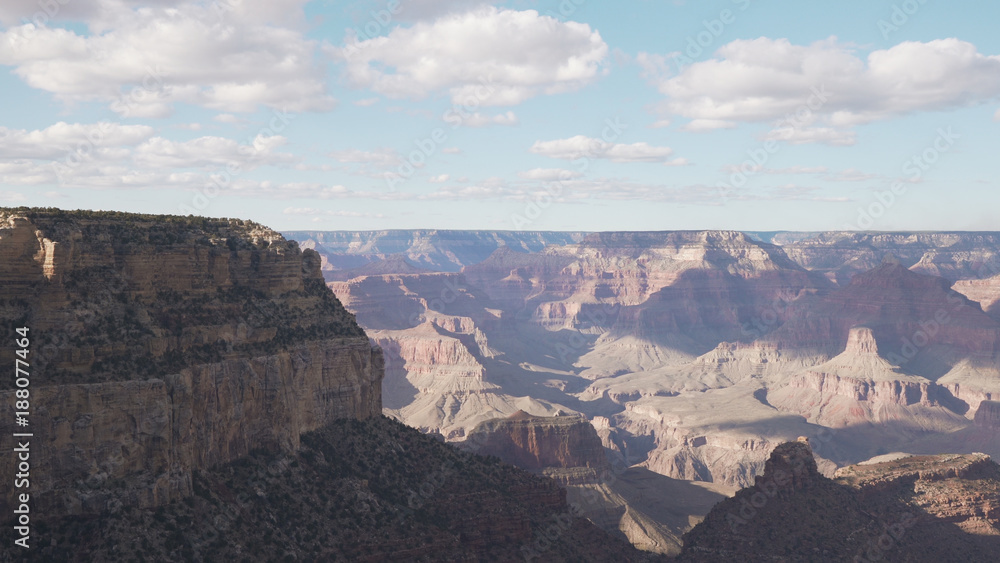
(0, 209, 382, 518)
(465, 411, 610, 475)
(680, 442, 1000, 561)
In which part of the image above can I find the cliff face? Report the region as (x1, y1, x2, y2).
(465, 411, 610, 475)
(1, 417, 656, 563)
(680, 442, 1000, 561)
(769, 231, 1000, 285)
(0, 210, 382, 518)
(285, 229, 588, 274)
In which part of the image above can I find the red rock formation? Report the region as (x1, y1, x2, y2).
(466, 411, 609, 475)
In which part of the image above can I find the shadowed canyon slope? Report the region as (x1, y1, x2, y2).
(464, 411, 734, 556)
(680, 441, 1000, 561)
(293, 229, 1000, 493)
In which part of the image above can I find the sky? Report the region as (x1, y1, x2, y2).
(0, 0, 998, 232)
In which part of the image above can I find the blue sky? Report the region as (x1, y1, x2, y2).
(1, 0, 998, 231)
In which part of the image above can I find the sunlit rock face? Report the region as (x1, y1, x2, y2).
(0, 210, 381, 518)
(305, 229, 1000, 491)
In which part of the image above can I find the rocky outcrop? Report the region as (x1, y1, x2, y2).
(0, 210, 381, 519)
(770, 327, 970, 432)
(954, 273, 1000, 321)
(465, 411, 609, 476)
(975, 400, 1000, 429)
(680, 442, 1000, 561)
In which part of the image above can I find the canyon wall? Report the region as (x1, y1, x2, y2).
(0, 210, 382, 518)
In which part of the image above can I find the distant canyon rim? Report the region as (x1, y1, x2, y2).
(288, 229, 1000, 490)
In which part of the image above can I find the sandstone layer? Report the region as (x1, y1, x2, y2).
(0, 210, 382, 518)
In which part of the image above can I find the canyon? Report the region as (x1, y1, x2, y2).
(5, 214, 1000, 560)
(0, 210, 653, 562)
(300, 230, 1000, 490)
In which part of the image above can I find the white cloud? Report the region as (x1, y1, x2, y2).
(0, 0, 334, 114)
(643, 37, 1000, 142)
(133, 134, 296, 169)
(749, 166, 829, 175)
(648, 118, 672, 129)
(282, 206, 385, 218)
(213, 113, 247, 124)
(518, 168, 582, 181)
(0, 122, 154, 159)
(826, 168, 878, 182)
(174, 122, 203, 131)
(394, 0, 489, 21)
(0, 191, 26, 201)
(428, 174, 451, 183)
(333, 7, 608, 106)
(760, 126, 857, 146)
(530, 135, 686, 164)
(461, 111, 519, 127)
(994, 108, 1000, 121)
(329, 148, 401, 166)
(681, 119, 736, 132)
(353, 97, 379, 107)
(442, 147, 463, 154)
(0, 122, 301, 190)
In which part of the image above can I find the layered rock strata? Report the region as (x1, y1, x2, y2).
(0, 210, 382, 518)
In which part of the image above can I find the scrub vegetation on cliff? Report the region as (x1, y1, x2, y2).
(0, 416, 658, 563)
(0, 208, 364, 389)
